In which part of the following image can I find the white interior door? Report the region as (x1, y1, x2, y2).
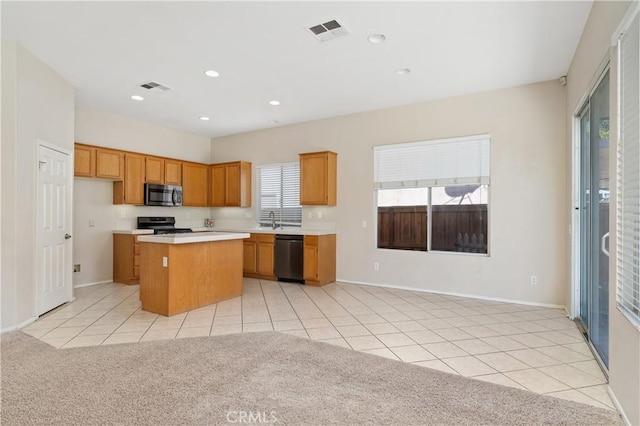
(37, 142, 73, 315)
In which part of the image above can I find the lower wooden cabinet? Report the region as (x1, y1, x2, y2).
(243, 234, 275, 280)
(304, 234, 336, 286)
(113, 234, 140, 285)
(242, 232, 336, 286)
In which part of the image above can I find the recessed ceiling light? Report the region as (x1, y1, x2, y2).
(199, 116, 210, 121)
(131, 95, 144, 101)
(268, 120, 279, 124)
(367, 34, 386, 44)
(269, 100, 280, 106)
(204, 70, 220, 78)
(396, 68, 411, 75)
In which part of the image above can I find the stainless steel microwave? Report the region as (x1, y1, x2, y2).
(144, 183, 183, 207)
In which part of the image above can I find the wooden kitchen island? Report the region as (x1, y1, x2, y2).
(138, 232, 250, 316)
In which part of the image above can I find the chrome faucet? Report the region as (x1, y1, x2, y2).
(269, 211, 277, 230)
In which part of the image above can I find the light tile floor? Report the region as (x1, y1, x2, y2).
(22, 279, 614, 411)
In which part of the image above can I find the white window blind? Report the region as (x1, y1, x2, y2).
(373, 134, 491, 189)
(617, 11, 640, 328)
(257, 163, 301, 227)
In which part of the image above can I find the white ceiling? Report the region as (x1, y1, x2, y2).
(2, 1, 592, 138)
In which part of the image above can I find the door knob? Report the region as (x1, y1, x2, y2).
(65, 233, 72, 240)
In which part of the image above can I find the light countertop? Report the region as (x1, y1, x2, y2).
(195, 227, 336, 236)
(113, 229, 154, 235)
(114, 227, 336, 236)
(138, 232, 251, 245)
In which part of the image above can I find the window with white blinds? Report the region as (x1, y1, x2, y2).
(374, 135, 490, 255)
(256, 163, 302, 227)
(374, 134, 490, 189)
(616, 11, 640, 328)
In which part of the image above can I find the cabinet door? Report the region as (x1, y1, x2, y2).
(96, 148, 123, 180)
(124, 153, 145, 205)
(74, 145, 95, 177)
(243, 239, 257, 274)
(165, 160, 182, 185)
(304, 243, 318, 282)
(225, 163, 241, 206)
(300, 152, 336, 205)
(256, 236, 275, 276)
(209, 164, 226, 207)
(182, 162, 208, 206)
(145, 156, 164, 184)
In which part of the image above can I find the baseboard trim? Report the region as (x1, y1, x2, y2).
(336, 278, 565, 309)
(607, 386, 631, 426)
(74, 280, 112, 289)
(0, 316, 38, 333)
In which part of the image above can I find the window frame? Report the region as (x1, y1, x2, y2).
(373, 135, 491, 256)
(255, 162, 302, 228)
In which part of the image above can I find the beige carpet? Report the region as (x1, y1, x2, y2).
(1, 331, 621, 425)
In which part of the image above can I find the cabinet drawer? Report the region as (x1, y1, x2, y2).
(255, 234, 275, 243)
(305, 235, 318, 246)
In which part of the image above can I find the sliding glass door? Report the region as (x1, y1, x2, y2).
(578, 70, 610, 368)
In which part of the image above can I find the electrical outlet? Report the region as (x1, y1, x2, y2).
(73, 264, 81, 273)
(373, 262, 379, 271)
(308, 212, 313, 219)
(530, 275, 538, 285)
(317, 211, 323, 219)
(120, 210, 126, 218)
(362, 220, 367, 228)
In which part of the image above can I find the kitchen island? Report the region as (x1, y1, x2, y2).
(138, 232, 250, 316)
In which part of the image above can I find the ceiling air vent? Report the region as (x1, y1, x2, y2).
(139, 81, 171, 93)
(306, 19, 350, 43)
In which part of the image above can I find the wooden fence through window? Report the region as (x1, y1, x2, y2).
(377, 204, 488, 253)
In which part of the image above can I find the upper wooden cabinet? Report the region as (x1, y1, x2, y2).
(209, 161, 251, 207)
(182, 162, 208, 207)
(74, 143, 123, 180)
(96, 148, 124, 180)
(74, 143, 253, 209)
(74, 144, 95, 177)
(145, 156, 182, 186)
(114, 153, 145, 205)
(300, 151, 337, 206)
(164, 159, 182, 185)
(145, 156, 164, 184)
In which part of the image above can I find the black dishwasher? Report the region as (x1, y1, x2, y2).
(274, 234, 304, 283)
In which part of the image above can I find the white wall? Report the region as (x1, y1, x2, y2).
(566, 1, 639, 424)
(73, 105, 212, 287)
(1, 40, 75, 330)
(211, 80, 567, 307)
(1, 40, 18, 330)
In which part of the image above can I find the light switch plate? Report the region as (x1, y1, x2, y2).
(162, 257, 168, 267)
